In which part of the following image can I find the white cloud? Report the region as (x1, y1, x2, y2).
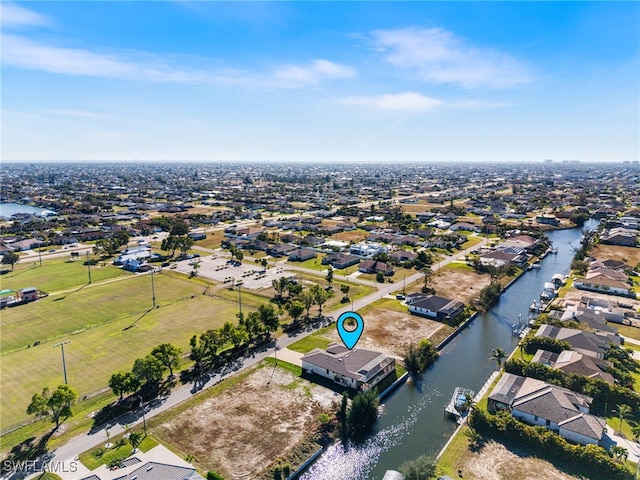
(273, 59, 356, 87)
(342, 92, 443, 112)
(371, 26, 532, 89)
(1, 3, 50, 28)
(1, 34, 355, 90)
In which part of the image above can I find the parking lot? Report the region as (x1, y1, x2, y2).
(171, 254, 292, 290)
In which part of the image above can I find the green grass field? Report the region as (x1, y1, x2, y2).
(0, 260, 132, 294)
(1, 272, 202, 353)
(0, 274, 266, 433)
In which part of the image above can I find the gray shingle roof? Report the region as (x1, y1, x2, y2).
(120, 462, 205, 480)
(302, 343, 393, 383)
(559, 413, 606, 440)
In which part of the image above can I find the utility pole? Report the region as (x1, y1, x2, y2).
(53, 341, 71, 384)
(238, 283, 242, 316)
(86, 251, 92, 284)
(38, 249, 43, 267)
(151, 269, 156, 308)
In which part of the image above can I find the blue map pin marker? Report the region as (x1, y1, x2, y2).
(336, 311, 364, 350)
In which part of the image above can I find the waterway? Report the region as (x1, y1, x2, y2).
(0, 202, 56, 219)
(301, 220, 598, 480)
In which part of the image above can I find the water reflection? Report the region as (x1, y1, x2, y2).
(301, 222, 596, 480)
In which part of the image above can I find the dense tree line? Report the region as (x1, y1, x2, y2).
(190, 304, 279, 371)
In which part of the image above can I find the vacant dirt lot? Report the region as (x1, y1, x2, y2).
(408, 264, 492, 305)
(154, 365, 336, 479)
(592, 243, 640, 268)
(460, 441, 578, 480)
(323, 307, 443, 358)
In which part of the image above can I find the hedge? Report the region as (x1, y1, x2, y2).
(469, 409, 632, 480)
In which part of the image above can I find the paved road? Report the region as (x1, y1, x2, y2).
(14, 236, 487, 480)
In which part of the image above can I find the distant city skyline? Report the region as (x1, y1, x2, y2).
(2, 1, 638, 163)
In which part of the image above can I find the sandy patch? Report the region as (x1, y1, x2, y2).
(408, 265, 491, 306)
(462, 441, 577, 480)
(324, 308, 443, 358)
(154, 366, 336, 478)
(592, 244, 640, 268)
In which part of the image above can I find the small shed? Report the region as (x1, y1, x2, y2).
(20, 287, 39, 302)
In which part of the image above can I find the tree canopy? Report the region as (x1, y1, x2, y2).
(26, 384, 78, 428)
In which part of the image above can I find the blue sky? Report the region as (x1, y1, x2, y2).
(1, 1, 638, 162)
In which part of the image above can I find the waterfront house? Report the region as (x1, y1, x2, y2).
(301, 343, 395, 392)
(574, 273, 632, 297)
(532, 349, 615, 384)
(535, 324, 621, 359)
(488, 373, 609, 447)
(600, 227, 638, 247)
(407, 293, 464, 321)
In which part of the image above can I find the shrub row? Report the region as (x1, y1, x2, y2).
(469, 409, 632, 480)
(504, 359, 640, 415)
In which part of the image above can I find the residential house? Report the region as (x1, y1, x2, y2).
(501, 234, 541, 252)
(536, 215, 561, 226)
(10, 238, 45, 251)
(559, 309, 618, 334)
(359, 260, 394, 276)
(288, 248, 316, 262)
(79, 461, 206, 480)
(478, 249, 527, 268)
(390, 250, 417, 263)
(450, 222, 477, 232)
(600, 227, 638, 247)
(301, 235, 325, 247)
(532, 349, 615, 384)
(573, 272, 635, 297)
(350, 242, 388, 258)
(322, 253, 360, 269)
(407, 293, 464, 320)
(301, 343, 395, 392)
(488, 373, 609, 446)
(266, 243, 297, 257)
(535, 324, 621, 359)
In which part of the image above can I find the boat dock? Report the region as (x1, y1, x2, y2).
(444, 386, 475, 420)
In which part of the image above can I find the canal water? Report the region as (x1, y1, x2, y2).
(302, 220, 597, 479)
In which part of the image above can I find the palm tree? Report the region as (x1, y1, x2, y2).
(611, 445, 629, 464)
(490, 347, 507, 371)
(615, 404, 632, 434)
(631, 424, 640, 442)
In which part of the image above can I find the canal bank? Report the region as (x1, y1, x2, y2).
(300, 220, 598, 480)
